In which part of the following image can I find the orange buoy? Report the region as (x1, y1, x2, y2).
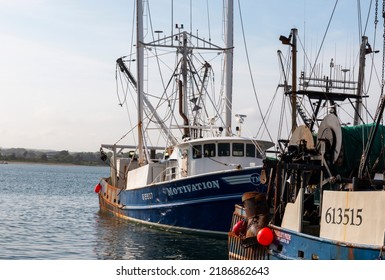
(257, 227, 274, 246)
(94, 183, 102, 193)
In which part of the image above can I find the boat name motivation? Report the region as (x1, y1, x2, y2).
(163, 180, 220, 196)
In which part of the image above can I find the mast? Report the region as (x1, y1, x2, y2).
(181, 31, 189, 135)
(136, 0, 145, 165)
(354, 36, 368, 125)
(224, 0, 234, 136)
(291, 28, 297, 133)
(279, 28, 297, 133)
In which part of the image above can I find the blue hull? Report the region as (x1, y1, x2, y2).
(267, 225, 385, 260)
(227, 207, 385, 260)
(99, 167, 266, 235)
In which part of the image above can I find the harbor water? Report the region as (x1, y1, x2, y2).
(0, 163, 228, 260)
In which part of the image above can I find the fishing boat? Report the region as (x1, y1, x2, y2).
(94, 0, 273, 236)
(228, 2, 385, 259)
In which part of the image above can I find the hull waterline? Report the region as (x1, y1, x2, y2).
(98, 167, 267, 236)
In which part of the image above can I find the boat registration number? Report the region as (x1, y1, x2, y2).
(324, 207, 363, 226)
(142, 192, 153, 200)
(320, 190, 385, 245)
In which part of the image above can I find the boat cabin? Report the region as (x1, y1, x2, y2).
(111, 137, 273, 189)
(168, 137, 274, 178)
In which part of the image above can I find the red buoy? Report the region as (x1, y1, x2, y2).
(257, 227, 274, 246)
(232, 219, 247, 236)
(94, 183, 102, 193)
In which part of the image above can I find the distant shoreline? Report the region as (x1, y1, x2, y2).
(3, 160, 107, 167)
(0, 148, 105, 166)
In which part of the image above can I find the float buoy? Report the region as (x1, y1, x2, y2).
(257, 227, 274, 246)
(94, 183, 102, 193)
(232, 219, 247, 236)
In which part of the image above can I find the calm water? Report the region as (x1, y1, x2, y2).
(0, 163, 228, 260)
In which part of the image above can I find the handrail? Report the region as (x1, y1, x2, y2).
(151, 162, 180, 184)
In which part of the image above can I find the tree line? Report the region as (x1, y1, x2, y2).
(0, 148, 106, 166)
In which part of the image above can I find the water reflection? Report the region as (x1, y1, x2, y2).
(93, 212, 228, 260)
(1, 164, 228, 260)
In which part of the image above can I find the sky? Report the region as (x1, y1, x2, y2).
(0, 0, 382, 152)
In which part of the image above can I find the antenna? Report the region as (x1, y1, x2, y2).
(235, 114, 247, 124)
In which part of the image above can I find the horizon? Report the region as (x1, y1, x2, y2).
(0, 146, 99, 153)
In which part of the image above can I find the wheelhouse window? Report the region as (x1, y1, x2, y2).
(192, 145, 202, 159)
(246, 144, 256, 157)
(218, 143, 230, 156)
(204, 143, 216, 157)
(232, 143, 244, 157)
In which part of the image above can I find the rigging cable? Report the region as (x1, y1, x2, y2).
(190, 0, 192, 35)
(115, 63, 126, 106)
(115, 0, 137, 108)
(297, 36, 316, 90)
(370, 0, 385, 174)
(359, 0, 385, 177)
(307, 0, 338, 82)
(364, 0, 379, 121)
(113, 1, 139, 146)
(362, 0, 374, 36)
(276, 48, 292, 141)
(145, 1, 168, 96)
(142, 2, 184, 145)
(206, 0, 212, 42)
(360, 0, 376, 126)
(381, 0, 385, 97)
(292, 1, 341, 131)
(188, 54, 225, 127)
(237, 0, 273, 143)
(275, 51, 289, 142)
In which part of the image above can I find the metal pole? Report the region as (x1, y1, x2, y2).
(291, 28, 298, 133)
(224, 0, 234, 136)
(136, 0, 145, 165)
(354, 36, 367, 125)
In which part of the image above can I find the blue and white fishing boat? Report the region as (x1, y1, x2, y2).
(94, 0, 273, 236)
(228, 1, 385, 259)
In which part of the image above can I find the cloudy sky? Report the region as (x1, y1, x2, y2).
(0, 0, 381, 152)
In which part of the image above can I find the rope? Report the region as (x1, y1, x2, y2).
(237, 0, 273, 143)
